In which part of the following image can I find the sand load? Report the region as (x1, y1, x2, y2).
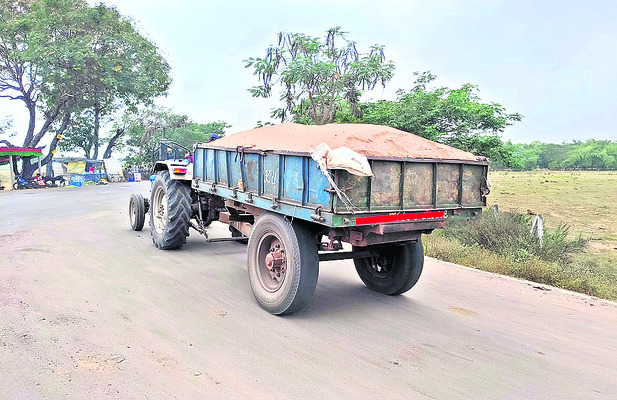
(210, 123, 483, 162)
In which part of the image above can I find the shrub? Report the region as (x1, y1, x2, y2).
(423, 234, 617, 300)
(442, 211, 587, 263)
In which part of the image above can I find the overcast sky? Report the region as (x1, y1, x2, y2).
(2, 0, 616, 144)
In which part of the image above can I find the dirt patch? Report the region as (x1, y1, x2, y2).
(78, 354, 124, 373)
(449, 306, 478, 316)
(209, 123, 482, 161)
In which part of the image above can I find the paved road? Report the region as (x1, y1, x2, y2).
(1, 183, 616, 399)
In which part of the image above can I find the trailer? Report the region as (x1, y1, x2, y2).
(129, 123, 489, 315)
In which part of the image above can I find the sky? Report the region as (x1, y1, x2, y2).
(2, 0, 617, 145)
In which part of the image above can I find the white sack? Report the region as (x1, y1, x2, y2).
(310, 143, 373, 177)
(51, 161, 65, 176)
(104, 158, 123, 175)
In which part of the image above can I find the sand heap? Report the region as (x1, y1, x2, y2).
(209, 123, 483, 162)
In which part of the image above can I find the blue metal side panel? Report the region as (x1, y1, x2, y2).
(195, 182, 335, 227)
(193, 148, 204, 180)
(243, 153, 260, 192)
(215, 150, 228, 185)
(205, 149, 215, 181)
(307, 159, 331, 208)
(262, 154, 280, 197)
(229, 151, 243, 189)
(282, 155, 304, 203)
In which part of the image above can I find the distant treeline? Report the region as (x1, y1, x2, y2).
(492, 140, 617, 170)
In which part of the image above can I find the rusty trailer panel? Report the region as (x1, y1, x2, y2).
(333, 160, 487, 213)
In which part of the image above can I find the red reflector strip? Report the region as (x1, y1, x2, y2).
(355, 211, 446, 226)
(173, 168, 187, 174)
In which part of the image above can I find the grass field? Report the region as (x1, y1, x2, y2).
(487, 171, 617, 247)
(424, 170, 617, 300)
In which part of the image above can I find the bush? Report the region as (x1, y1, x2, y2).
(423, 234, 617, 300)
(443, 211, 587, 263)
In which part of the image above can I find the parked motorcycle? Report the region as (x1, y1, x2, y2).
(13, 176, 37, 190)
(43, 175, 66, 187)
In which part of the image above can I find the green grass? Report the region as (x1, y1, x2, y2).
(426, 170, 617, 301)
(488, 171, 617, 245)
(425, 233, 617, 301)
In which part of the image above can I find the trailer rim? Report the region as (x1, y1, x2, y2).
(255, 233, 287, 292)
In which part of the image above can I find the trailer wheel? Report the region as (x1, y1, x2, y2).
(247, 213, 319, 315)
(149, 170, 191, 250)
(129, 193, 146, 231)
(353, 239, 424, 295)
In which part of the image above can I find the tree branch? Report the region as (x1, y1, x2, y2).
(39, 112, 72, 166)
(0, 94, 23, 100)
(0, 139, 16, 147)
(103, 127, 125, 159)
(28, 104, 61, 147)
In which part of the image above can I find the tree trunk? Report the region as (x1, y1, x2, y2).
(21, 112, 72, 178)
(22, 99, 37, 147)
(92, 102, 101, 159)
(307, 91, 318, 124)
(28, 104, 61, 148)
(103, 127, 125, 159)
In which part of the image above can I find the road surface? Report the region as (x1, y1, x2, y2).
(1, 183, 616, 399)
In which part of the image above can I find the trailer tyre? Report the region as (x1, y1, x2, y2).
(353, 239, 424, 295)
(247, 214, 319, 315)
(129, 193, 146, 231)
(149, 170, 191, 250)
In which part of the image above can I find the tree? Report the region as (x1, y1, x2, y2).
(0, 116, 15, 140)
(245, 27, 395, 125)
(121, 106, 230, 166)
(66, 3, 171, 159)
(0, 0, 170, 176)
(562, 140, 617, 170)
(1, 0, 93, 173)
(336, 72, 523, 165)
(489, 140, 617, 171)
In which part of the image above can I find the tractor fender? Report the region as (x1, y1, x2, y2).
(152, 160, 193, 181)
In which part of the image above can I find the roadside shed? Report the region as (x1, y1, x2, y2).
(0, 146, 44, 190)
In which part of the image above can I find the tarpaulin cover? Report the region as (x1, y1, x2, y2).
(66, 161, 86, 174)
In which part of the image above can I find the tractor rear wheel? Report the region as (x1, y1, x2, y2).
(149, 171, 191, 250)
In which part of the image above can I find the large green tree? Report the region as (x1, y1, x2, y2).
(336, 72, 523, 164)
(245, 27, 395, 124)
(0, 0, 170, 175)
